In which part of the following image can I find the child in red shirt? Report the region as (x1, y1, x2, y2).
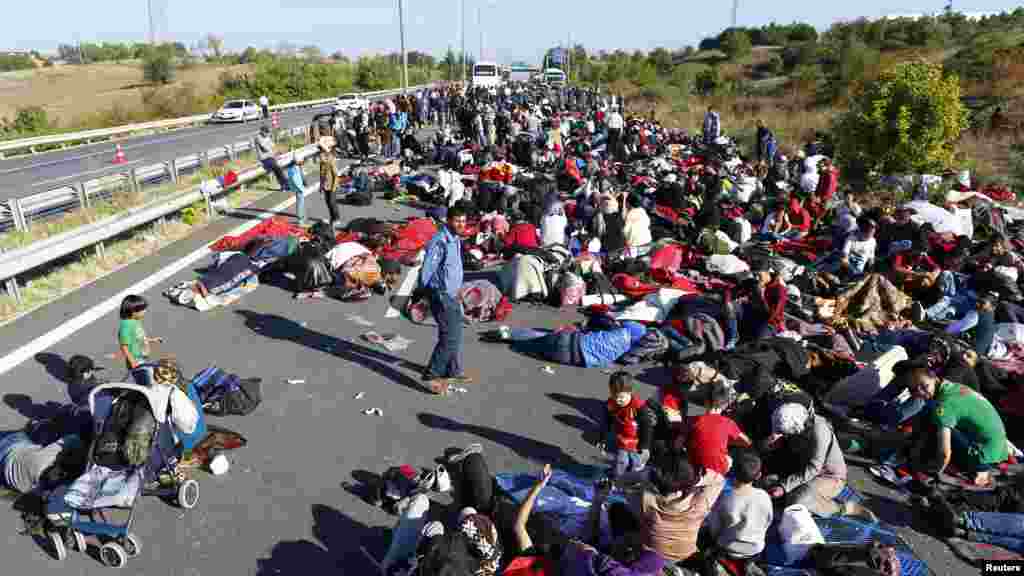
(602, 372, 650, 477)
(688, 381, 751, 475)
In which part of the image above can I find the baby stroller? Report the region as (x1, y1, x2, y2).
(44, 382, 200, 568)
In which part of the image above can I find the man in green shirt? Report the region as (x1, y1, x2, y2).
(903, 357, 1009, 487)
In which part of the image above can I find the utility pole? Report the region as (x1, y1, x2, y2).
(731, 0, 738, 29)
(398, 0, 408, 93)
(460, 0, 466, 81)
(147, 0, 155, 44)
(477, 6, 483, 62)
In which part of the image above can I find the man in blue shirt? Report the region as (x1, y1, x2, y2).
(418, 202, 471, 393)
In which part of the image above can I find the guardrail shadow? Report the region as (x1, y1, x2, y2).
(234, 309, 427, 393)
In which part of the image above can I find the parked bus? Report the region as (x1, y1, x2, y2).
(472, 61, 504, 90)
(543, 68, 567, 87)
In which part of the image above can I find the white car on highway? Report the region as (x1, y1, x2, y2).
(334, 93, 369, 114)
(210, 99, 262, 123)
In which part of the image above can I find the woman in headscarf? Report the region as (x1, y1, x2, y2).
(622, 192, 652, 257)
(760, 403, 876, 521)
(539, 196, 568, 247)
(592, 192, 626, 255)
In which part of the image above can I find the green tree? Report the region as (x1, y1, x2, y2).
(834, 60, 968, 179)
(647, 47, 674, 77)
(206, 34, 224, 60)
(142, 45, 176, 84)
(0, 106, 52, 140)
(239, 47, 259, 64)
(0, 53, 34, 72)
(819, 38, 880, 103)
(720, 29, 753, 60)
(695, 67, 721, 95)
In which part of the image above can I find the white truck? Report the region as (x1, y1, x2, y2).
(471, 61, 504, 90)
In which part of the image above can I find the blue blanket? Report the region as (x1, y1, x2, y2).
(496, 470, 931, 576)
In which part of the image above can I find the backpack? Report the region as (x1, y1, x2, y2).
(584, 271, 618, 302)
(288, 243, 334, 292)
(345, 187, 373, 206)
(193, 367, 263, 416)
(308, 221, 336, 254)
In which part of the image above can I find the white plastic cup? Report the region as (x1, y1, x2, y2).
(209, 454, 230, 476)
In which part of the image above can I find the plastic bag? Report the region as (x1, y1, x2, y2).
(778, 504, 825, 564)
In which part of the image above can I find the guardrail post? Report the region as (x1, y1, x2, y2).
(73, 182, 90, 210)
(199, 151, 209, 170)
(95, 240, 106, 260)
(129, 168, 139, 195)
(199, 183, 214, 219)
(167, 161, 178, 184)
(226, 144, 235, 162)
(12, 198, 28, 231)
(1, 249, 22, 304)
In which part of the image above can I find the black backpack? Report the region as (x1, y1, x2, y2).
(194, 368, 263, 416)
(344, 187, 373, 206)
(287, 243, 334, 292)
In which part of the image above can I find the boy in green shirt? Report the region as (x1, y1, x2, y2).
(903, 357, 1009, 487)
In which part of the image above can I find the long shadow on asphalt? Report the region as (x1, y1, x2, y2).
(547, 392, 606, 445)
(255, 504, 387, 575)
(3, 394, 65, 421)
(417, 412, 603, 477)
(235, 310, 427, 393)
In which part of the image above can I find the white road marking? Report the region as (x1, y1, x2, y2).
(0, 184, 314, 376)
(30, 159, 144, 187)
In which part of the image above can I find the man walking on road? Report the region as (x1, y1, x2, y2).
(418, 202, 473, 393)
(259, 95, 270, 119)
(318, 137, 341, 229)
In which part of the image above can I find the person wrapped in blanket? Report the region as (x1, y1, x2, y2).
(167, 237, 298, 309)
(479, 314, 647, 369)
(0, 355, 106, 498)
(324, 241, 402, 301)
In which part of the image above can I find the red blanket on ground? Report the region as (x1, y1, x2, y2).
(654, 205, 696, 224)
(376, 218, 439, 265)
(211, 217, 306, 252)
(771, 237, 833, 262)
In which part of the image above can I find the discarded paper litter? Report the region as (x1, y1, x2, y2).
(362, 331, 413, 352)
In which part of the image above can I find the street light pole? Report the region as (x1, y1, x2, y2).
(398, 0, 409, 93)
(477, 6, 482, 62)
(460, 0, 466, 82)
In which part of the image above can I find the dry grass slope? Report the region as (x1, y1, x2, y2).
(0, 62, 250, 126)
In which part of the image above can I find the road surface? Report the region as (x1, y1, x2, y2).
(0, 170, 972, 575)
(0, 106, 333, 199)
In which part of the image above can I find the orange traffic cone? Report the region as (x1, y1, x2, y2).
(112, 144, 126, 164)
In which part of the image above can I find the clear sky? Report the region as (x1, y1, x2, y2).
(8, 0, 1021, 64)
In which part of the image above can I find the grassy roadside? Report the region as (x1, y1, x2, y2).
(0, 137, 315, 325)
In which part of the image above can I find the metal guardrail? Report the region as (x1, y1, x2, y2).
(0, 124, 308, 235)
(2, 83, 435, 234)
(0, 139, 322, 301)
(0, 84, 433, 156)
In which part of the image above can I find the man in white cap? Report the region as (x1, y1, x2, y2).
(762, 403, 876, 521)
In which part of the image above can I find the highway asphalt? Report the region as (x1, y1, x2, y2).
(0, 106, 332, 199)
(0, 167, 972, 575)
